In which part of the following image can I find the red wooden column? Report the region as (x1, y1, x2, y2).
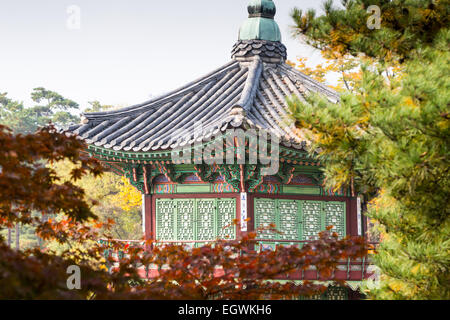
(143, 194, 154, 242)
(346, 197, 359, 236)
(235, 193, 242, 239)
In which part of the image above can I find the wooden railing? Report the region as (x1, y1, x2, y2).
(98, 239, 378, 281)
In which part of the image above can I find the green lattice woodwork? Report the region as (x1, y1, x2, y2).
(303, 200, 323, 241)
(177, 199, 195, 241)
(254, 198, 278, 241)
(327, 286, 349, 300)
(197, 199, 216, 241)
(254, 198, 346, 246)
(155, 198, 236, 245)
(324, 201, 347, 239)
(155, 199, 176, 241)
(300, 286, 348, 300)
(217, 199, 237, 240)
(151, 181, 339, 196)
(278, 200, 300, 241)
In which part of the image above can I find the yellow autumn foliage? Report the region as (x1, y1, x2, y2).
(50, 160, 143, 239)
(112, 177, 142, 212)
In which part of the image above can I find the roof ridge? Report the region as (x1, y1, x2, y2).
(82, 60, 240, 121)
(233, 56, 263, 113)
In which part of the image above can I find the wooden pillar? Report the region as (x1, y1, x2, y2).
(361, 197, 369, 238)
(347, 198, 359, 237)
(142, 194, 153, 242)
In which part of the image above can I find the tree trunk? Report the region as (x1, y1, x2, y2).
(7, 228, 12, 247)
(38, 214, 47, 249)
(15, 223, 20, 250)
(37, 234, 42, 248)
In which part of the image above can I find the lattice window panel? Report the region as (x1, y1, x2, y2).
(156, 199, 175, 241)
(326, 286, 348, 300)
(217, 198, 236, 240)
(324, 202, 346, 238)
(176, 199, 195, 241)
(301, 293, 325, 300)
(278, 200, 299, 241)
(156, 198, 237, 242)
(300, 287, 348, 300)
(196, 199, 216, 241)
(302, 201, 323, 241)
(254, 199, 347, 243)
(254, 198, 277, 240)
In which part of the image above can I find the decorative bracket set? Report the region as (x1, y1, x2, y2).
(122, 160, 322, 195)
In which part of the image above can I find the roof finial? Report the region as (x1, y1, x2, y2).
(239, 0, 281, 42)
(248, 0, 276, 19)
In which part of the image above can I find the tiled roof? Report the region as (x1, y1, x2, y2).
(232, 40, 287, 63)
(68, 41, 339, 152)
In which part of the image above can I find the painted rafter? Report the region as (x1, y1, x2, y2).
(86, 139, 317, 166)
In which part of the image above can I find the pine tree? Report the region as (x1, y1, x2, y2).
(289, 0, 449, 299)
(0, 88, 80, 134)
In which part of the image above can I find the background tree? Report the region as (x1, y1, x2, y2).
(1, 89, 76, 249)
(288, 53, 365, 92)
(289, 0, 449, 299)
(30, 87, 80, 128)
(51, 160, 142, 241)
(84, 100, 115, 113)
(0, 88, 80, 134)
(0, 94, 142, 249)
(291, 0, 449, 63)
(0, 93, 36, 134)
(74, 101, 142, 240)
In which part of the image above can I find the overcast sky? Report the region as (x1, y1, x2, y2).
(0, 0, 327, 111)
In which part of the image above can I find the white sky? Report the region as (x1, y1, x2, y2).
(0, 0, 327, 111)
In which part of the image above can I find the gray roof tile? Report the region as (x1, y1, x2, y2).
(68, 48, 339, 152)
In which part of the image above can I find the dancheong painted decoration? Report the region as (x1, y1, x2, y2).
(66, 0, 372, 300)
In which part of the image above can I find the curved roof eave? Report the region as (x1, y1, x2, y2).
(70, 55, 339, 154)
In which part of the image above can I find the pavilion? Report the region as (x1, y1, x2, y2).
(67, 0, 370, 299)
